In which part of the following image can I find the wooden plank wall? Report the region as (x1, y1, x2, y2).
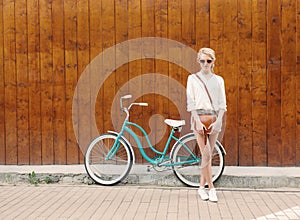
(0, 0, 299, 166)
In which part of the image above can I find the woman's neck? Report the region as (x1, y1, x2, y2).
(200, 69, 214, 80)
(201, 69, 213, 75)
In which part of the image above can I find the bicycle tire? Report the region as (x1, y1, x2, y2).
(84, 133, 133, 186)
(171, 133, 225, 187)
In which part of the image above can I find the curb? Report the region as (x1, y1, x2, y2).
(0, 170, 299, 188)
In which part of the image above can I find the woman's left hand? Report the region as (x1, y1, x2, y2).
(208, 119, 222, 134)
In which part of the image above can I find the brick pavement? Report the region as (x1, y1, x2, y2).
(0, 185, 299, 220)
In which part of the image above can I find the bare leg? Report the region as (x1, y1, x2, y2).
(205, 132, 219, 189)
(194, 131, 219, 189)
(194, 131, 209, 187)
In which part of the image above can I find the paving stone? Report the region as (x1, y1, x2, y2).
(0, 185, 299, 219)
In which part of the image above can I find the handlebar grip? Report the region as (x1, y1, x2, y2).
(139, 103, 148, 106)
(122, 94, 132, 99)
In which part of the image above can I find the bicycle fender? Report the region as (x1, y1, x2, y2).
(107, 131, 136, 164)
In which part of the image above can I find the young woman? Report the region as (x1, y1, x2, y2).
(186, 48, 227, 202)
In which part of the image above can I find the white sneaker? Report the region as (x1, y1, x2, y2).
(198, 187, 209, 201)
(208, 188, 218, 202)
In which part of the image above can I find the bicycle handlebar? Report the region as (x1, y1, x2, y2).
(121, 94, 132, 99)
(138, 103, 148, 106)
(120, 95, 148, 115)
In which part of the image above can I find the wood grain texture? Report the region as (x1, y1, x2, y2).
(64, 0, 79, 164)
(90, 0, 103, 140)
(128, 0, 143, 162)
(297, 0, 300, 166)
(281, 0, 297, 165)
(52, 0, 66, 164)
(154, 0, 169, 154)
(40, 0, 54, 164)
(222, 0, 238, 165)
(237, 0, 253, 166)
(196, 0, 210, 49)
(3, 0, 17, 164)
(28, 0, 42, 165)
(115, 0, 129, 131)
(252, 0, 267, 166)
(267, 0, 282, 166)
(16, 0, 29, 164)
(0, 0, 299, 166)
(141, 0, 155, 163)
(77, 0, 90, 163)
(168, 0, 183, 121)
(0, 0, 5, 164)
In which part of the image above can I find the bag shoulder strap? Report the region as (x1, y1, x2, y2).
(194, 73, 214, 110)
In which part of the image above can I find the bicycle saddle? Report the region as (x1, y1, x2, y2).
(164, 119, 185, 128)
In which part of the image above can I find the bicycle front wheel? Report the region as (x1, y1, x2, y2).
(171, 133, 225, 187)
(84, 133, 133, 186)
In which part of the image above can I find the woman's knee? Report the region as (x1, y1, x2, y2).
(194, 132, 205, 146)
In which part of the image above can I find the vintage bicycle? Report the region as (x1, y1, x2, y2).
(84, 95, 226, 187)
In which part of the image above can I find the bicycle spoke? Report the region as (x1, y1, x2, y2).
(84, 134, 133, 185)
(171, 133, 225, 187)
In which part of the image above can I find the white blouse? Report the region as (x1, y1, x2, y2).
(186, 71, 227, 112)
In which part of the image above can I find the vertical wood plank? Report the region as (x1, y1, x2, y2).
(210, 1, 225, 152)
(168, 0, 182, 121)
(222, 0, 238, 161)
(141, 0, 155, 163)
(181, 0, 195, 48)
(210, 0, 224, 74)
(52, 0, 66, 164)
(0, 0, 5, 164)
(252, 0, 267, 166)
(128, 0, 143, 162)
(90, 0, 103, 139)
(281, 0, 296, 165)
(238, 0, 253, 165)
(77, 0, 90, 163)
(195, 0, 210, 48)
(16, 0, 29, 164)
(168, 0, 187, 147)
(28, 0, 41, 164)
(181, 0, 197, 136)
(154, 0, 168, 153)
(64, 0, 79, 164)
(115, 0, 128, 130)
(40, 0, 53, 164)
(296, 0, 300, 165)
(102, 0, 115, 140)
(3, 0, 17, 164)
(267, 0, 282, 166)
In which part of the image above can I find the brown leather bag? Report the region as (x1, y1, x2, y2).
(194, 74, 217, 145)
(200, 115, 216, 145)
(200, 115, 217, 133)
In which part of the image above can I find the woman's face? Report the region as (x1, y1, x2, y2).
(199, 54, 214, 72)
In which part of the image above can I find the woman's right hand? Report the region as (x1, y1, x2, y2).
(191, 110, 204, 134)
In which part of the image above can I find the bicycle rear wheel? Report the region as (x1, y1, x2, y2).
(171, 133, 225, 187)
(84, 133, 133, 186)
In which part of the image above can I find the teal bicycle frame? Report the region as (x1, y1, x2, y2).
(106, 118, 200, 167)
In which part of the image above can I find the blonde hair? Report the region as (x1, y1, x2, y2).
(197, 47, 216, 72)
